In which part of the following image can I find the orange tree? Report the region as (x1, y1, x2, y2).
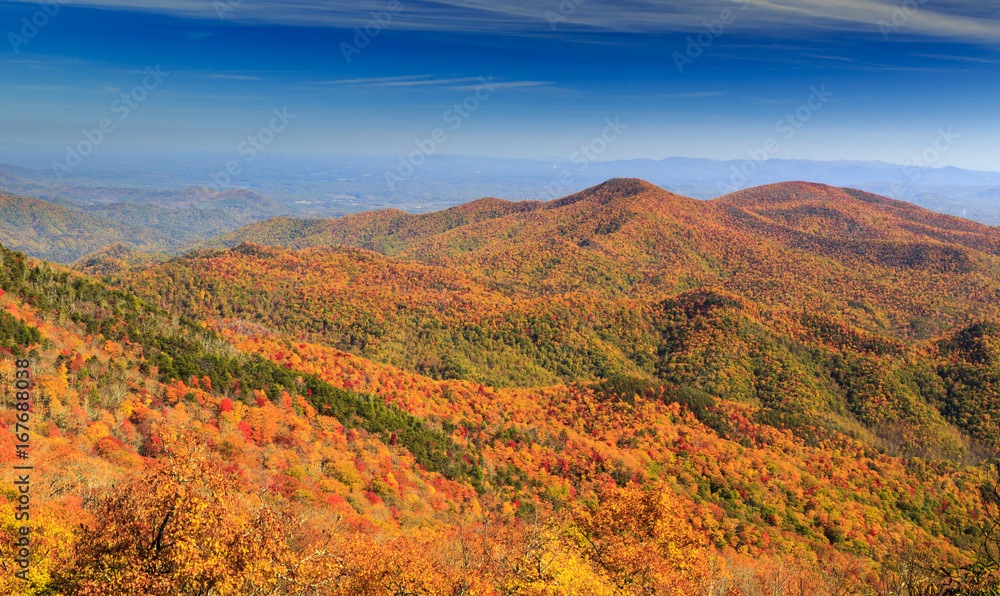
(567, 482, 707, 596)
(53, 435, 290, 596)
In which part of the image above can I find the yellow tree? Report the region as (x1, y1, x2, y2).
(568, 482, 707, 596)
(55, 434, 290, 596)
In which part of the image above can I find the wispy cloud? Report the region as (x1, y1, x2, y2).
(201, 74, 263, 81)
(741, 95, 791, 104)
(354, 76, 483, 87)
(450, 81, 552, 90)
(803, 54, 856, 63)
(310, 75, 551, 90)
(1, 56, 92, 67)
(742, 0, 1000, 42)
(308, 75, 440, 86)
(1, 0, 997, 43)
(913, 53, 1000, 64)
(659, 91, 727, 99)
(605, 90, 727, 102)
(0, 83, 117, 93)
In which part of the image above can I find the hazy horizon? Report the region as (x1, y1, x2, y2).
(1, 0, 998, 180)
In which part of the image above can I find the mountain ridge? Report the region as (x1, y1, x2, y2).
(0, 182, 285, 263)
(96, 178, 1000, 465)
(184, 179, 999, 272)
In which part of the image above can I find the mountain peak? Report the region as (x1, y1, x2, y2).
(594, 177, 662, 195)
(549, 178, 668, 209)
(715, 181, 844, 206)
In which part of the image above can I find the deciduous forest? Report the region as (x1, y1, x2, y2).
(5, 179, 1000, 594)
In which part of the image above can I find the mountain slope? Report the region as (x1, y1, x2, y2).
(101, 180, 1000, 465)
(718, 182, 1000, 255)
(0, 184, 283, 263)
(2, 238, 999, 594)
(0, 192, 172, 263)
(191, 179, 1000, 327)
(194, 195, 544, 254)
(71, 242, 168, 276)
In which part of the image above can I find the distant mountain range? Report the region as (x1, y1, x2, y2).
(388, 155, 1000, 223)
(5, 153, 1000, 221)
(193, 177, 999, 274)
(1, 154, 998, 264)
(0, 165, 284, 262)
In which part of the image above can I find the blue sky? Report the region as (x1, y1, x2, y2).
(1, 0, 998, 172)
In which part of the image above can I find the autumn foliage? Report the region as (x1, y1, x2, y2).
(4, 179, 1000, 593)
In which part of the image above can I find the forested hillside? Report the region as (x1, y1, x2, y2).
(106, 180, 1000, 460)
(5, 179, 1000, 594)
(4, 240, 1000, 594)
(0, 186, 282, 264)
(0, 193, 168, 263)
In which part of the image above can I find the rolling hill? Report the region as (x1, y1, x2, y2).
(4, 221, 1000, 594)
(0, 185, 283, 263)
(0, 192, 170, 263)
(5, 178, 1000, 593)
(93, 180, 1000, 469)
(180, 179, 1000, 331)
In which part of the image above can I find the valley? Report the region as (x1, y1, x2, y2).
(3, 178, 1000, 593)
